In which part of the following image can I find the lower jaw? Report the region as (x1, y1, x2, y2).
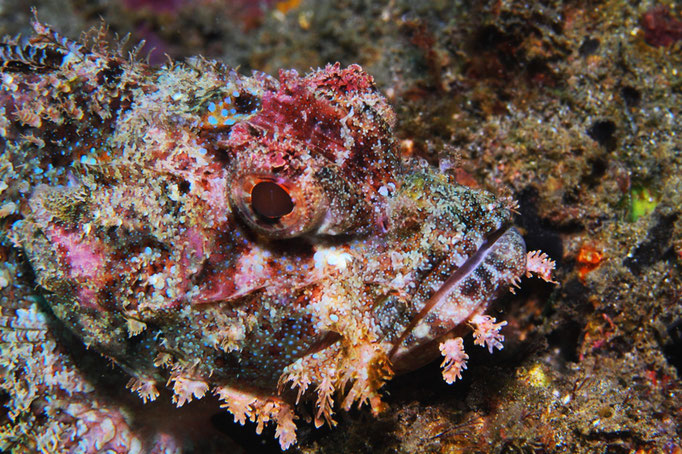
(388, 226, 526, 373)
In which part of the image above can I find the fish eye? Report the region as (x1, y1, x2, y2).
(228, 174, 326, 239)
(250, 181, 294, 219)
(227, 157, 372, 239)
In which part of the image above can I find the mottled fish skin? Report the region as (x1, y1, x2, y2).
(0, 20, 546, 451)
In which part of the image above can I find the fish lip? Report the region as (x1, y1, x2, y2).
(388, 224, 514, 362)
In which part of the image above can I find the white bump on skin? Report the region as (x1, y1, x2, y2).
(314, 247, 353, 271)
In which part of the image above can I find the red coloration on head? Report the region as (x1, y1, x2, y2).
(219, 64, 399, 239)
(306, 63, 378, 96)
(245, 72, 349, 161)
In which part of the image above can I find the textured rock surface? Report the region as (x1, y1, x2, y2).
(1, 0, 681, 453)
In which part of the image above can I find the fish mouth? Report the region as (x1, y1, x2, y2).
(388, 225, 526, 366)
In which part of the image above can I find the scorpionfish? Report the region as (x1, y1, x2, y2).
(0, 20, 555, 451)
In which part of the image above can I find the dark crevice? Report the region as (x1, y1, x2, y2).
(587, 120, 617, 150)
(623, 213, 677, 275)
(621, 85, 641, 107)
(579, 37, 600, 56)
(211, 412, 282, 454)
(662, 318, 682, 375)
(547, 320, 581, 363)
(517, 187, 565, 258)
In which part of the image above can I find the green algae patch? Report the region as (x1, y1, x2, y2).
(629, 187, 659, 222)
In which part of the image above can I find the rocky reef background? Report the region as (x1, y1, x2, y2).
(1, 0, 681, 452)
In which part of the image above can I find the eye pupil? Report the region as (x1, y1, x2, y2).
(251, 181, 294, 219)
